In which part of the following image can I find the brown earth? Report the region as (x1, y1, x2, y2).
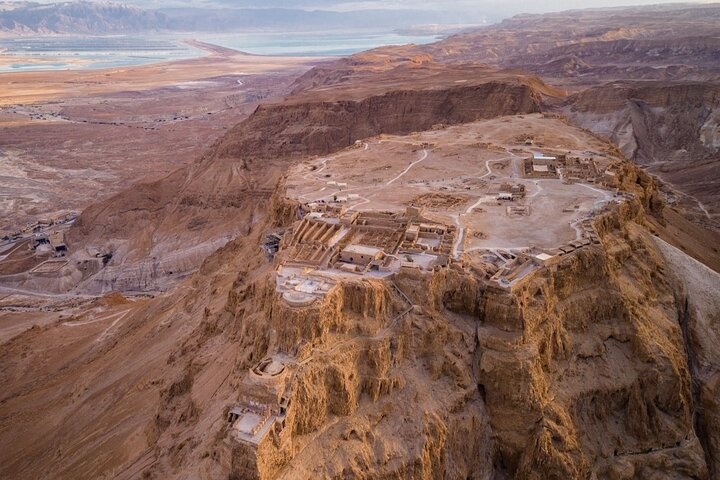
(0, 4, 719, 480)
(50, 68, 543, 293)
(1, 159, 719, 479)
(0, 42, 320, 235)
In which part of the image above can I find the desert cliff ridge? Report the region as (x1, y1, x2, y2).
(1, 3, 720, 480)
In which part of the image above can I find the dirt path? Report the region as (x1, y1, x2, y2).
(386, 149, 428, 186)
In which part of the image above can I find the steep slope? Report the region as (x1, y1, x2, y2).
(653, 236, 720, 477)
(2, 158, 719, 479)
(284, 5, 720, 228)
(563, 81, 720, 229)
(58, 69, 542, 293)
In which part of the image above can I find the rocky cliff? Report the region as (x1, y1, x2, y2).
(60, 76, 541, 294)
(562, 81, 720, 229)
(215, 81, 541, 160)
(4, 159, 717, 479)
(206, 165, 718, 479)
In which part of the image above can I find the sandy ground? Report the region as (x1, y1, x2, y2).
(0, 309, 60, 343)
(0, 288, 118, 343)
(0, 41, 320, 106)
(0, 41, 323, 235)
(286, 114, 620, 251)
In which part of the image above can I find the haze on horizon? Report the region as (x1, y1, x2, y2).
(3, 0, 719, 24)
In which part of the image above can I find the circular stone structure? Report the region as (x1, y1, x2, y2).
(282, 290, 317, 307)
(253, 357, 287, 377)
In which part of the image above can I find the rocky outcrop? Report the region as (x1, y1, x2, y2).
(59, 76, 541, 295)
(215, 81, 541, 161)
(1, 140, 719, 480)
(562, 81, 720, 228)
(168, 166, 711, 479)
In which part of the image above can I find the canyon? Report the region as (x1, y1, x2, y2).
(0, 4, 719, 480)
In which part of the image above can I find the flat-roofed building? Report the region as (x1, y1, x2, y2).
(340, 244, 384, 266)
(405, 224, 420, 242)
(497, 192, 514, 201)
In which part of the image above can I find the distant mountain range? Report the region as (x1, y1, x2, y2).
(0, 1, 485, 35)
(0, 1, 167, 34)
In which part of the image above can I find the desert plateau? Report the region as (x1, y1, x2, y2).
(0, 1, 719, 479)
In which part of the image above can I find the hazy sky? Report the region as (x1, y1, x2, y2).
(204, 0, 715, 10)
(5, 0, 717, 26)
(10, 0, 716, 12)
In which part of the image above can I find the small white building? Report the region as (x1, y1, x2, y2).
(534, 253, 554, 262)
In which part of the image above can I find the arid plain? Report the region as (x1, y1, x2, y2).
(0, 41, 321, 235)
(1, 4, 720, 480)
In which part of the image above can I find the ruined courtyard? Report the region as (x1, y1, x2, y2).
(276, 114, 626, 297)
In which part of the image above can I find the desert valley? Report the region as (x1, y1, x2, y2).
(0, 2, 719, 479)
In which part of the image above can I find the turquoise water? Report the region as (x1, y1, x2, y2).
(0, 31, 442, 73)
(0, 36, 201, 72)
(200, 31, 442, 56)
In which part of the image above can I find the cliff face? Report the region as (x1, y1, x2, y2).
(61, 78, 541, 294)
(2, 151, 719, 480)
(200, 183, 715, 479)
(215, 82, 541, 161)
(653, 236, 720, 477)
(562, 81, 720, 229)
(183, 170, 711, 479)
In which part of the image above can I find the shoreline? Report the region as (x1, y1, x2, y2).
(0, 38, 230, 75)
(0, 40, 324, 106)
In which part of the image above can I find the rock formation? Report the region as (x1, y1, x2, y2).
(1, 5, 719, 480)
(58, 72, 542, 293)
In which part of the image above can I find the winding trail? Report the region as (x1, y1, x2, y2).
(527, 180, 544, 199)
(346, 196, 371, 212)
(465, 198, 486, 215)
(696, 199, 712, 220)
(62, 309, 130, 327)
(0, 285, 93, 299)
(386, 149, 428, 186)
(96, 309, 131, 342)
(478, 159, 495, 180)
